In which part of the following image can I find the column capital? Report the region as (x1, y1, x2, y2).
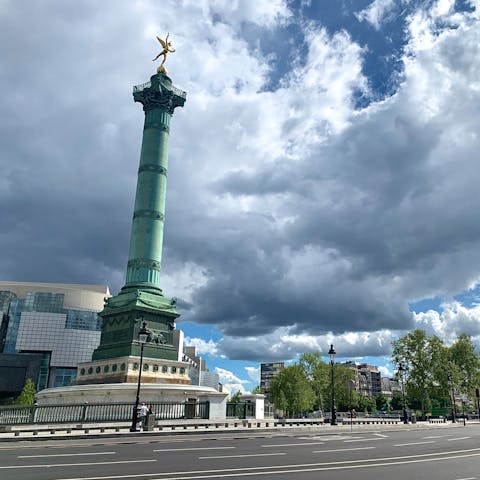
(133, 73, 186, 114)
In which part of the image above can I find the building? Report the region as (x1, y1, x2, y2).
(381, 377, 402, 399)
(183, 346, 220, 391)
(260, 362, 284, 397)
(0, 281, 109, 398)
(344, 361, 382, 397)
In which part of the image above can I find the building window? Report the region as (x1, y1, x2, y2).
(52, 367, 76, 387)
(121, 363, 126, 371)
(80, 368, 85, 376)
(104, 365, 109, 373)
(162, 366, 168, 373)
(171, 367, 177, 374)
(153, 365, 159, 372)
(143, 363, 149, 371)
(112, 364, 118, 372)
(180, 367, 185, 374)
(65, 309, 102, 331)
(133, 363, 139, 370)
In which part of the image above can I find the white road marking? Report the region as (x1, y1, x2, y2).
(448, 437, 471, 441)
(374, 433, 388, 438)
(198, 452, 287, 460)
(18, 452, 116, 458)
(298, 435, 353, 441)
(153, 447, 235, 452)
(422, 435, 453, 439)
(394, 441, 435, 447)
(312, 447, 376, 453)
(454, 477, 476, 480)
(0, 459, 155, 470)
(53, 450, 480, 480)
(261, 442, 324, 448)
(344, 437, 383, 443)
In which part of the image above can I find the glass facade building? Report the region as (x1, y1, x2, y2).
(0, 282, 109, 394)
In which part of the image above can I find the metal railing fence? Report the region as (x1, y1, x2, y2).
(0, 401, 210, 425)
(226, 402, 256, 419)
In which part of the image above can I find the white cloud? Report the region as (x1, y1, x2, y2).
(378, 365, 394, 378)
(203, 0, 291, 28)
(355, 0, 396, 30)
(184, 337, 219, 356)
(220, 326, 398, 361)
(245, 366, 260, 384)
(214, 367, 249, 394)
(413, 303, 480, 344)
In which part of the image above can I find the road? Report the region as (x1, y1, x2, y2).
(0, 424, 479, 480)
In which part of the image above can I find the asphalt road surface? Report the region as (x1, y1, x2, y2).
(1, 424, 480, 480)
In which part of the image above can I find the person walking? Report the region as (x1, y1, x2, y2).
(139, 403, 149, 430)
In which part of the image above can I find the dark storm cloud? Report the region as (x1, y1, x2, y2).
(2, 0, 480, 363)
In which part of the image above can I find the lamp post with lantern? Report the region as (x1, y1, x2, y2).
(398, 362, 408, 424)
(328, 344, 337, 426)
(130, 319, 151, 432)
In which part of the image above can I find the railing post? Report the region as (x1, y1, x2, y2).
(29, 406, 36, 424)
(81, 403, 88, 422)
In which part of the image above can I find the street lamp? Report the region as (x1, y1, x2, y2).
(130, 319, 151, 432)
(448, 374, 457, 423)
(348, 379, 355, 432)
(328, 344, 337, 426)
(398, 362, 408, 424)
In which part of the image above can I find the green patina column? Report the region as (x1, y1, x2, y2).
(124, 73, 186, 291)
(90, 73, 186, 365)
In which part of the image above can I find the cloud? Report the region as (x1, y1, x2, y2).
(184, 337, 219, 356)
(378, 364, 394, 378)
(1, 1, 480, 367)
(219, 326, 397, 361)
(413, 303, 480, 344)
(245, 366, 260, 385)
(355, 0, 397, 30)
(214, 366, 249, 394)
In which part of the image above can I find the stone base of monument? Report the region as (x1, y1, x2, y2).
(74, 356, 191, 386)
(36, 383, 229, 419)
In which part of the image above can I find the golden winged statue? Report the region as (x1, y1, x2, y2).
(153, 33, 176, 74)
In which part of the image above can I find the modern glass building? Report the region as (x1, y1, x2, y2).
(260, 362, 284, 397)
(0, 281, 109, 396)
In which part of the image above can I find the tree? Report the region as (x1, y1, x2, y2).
(230, 391, 242, 403)
(269, 365, 316, 417)
(298, 353, 355, 412)
(15, 378, 36, 406)
(356, 395, 377, 414)
(392, 329, 446, 418)
(390, 391, 404, 411)
(449, 334, 480, 396)
(375, 392, 389, 411)
(251, 385, 263, 394)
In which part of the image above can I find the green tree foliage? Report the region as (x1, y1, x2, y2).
(230, 391, 242, 403)
(392, 329, 442, 417)
(269, 365, 316, 416)
(251, 385, 263, 394)
(392, 329, 480, 417)
(15, 378, 36, 406)
(356, 395, 377, 414)
(298, 353, 355, 412)
(449, 333, 480, 396)
(390, 391, 404, 411)
(375, 392, 389, 411)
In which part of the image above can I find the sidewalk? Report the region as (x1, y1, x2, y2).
(0, 419, 469, 442)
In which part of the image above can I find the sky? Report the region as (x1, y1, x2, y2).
(1, 0, 480, 394)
